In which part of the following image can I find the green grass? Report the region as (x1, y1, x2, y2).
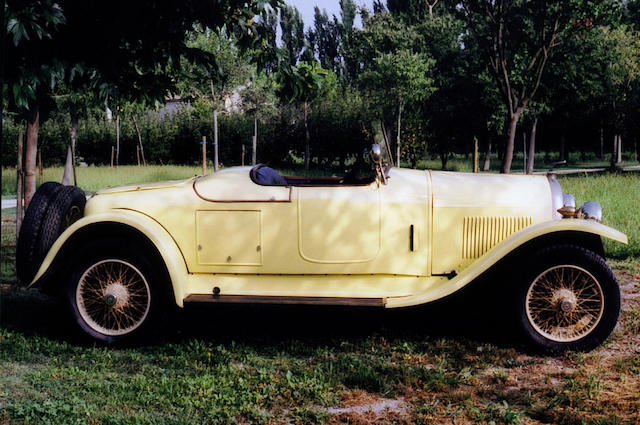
(1, 296, 639, 424)
(2, 165, 202, 196)
(1, 170, 638, 424)
(559, 173, 640, 259)
(416, 151, 637, 173)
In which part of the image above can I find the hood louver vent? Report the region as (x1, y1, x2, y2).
(462, 216, 533, 259)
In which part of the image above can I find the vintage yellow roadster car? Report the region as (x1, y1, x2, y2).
(17, 145, 627, 351)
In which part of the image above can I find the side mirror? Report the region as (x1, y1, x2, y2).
(370, 144, 382, 165)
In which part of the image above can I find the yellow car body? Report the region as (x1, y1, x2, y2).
(29, 166, 627, 311)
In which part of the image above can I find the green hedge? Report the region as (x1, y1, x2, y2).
(2, 95, 371, 171)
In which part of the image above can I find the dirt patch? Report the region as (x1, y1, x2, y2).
(327, 390, 409, 424)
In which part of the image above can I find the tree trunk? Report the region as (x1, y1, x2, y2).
(131, 114, 147, 166)
(396, 95, 402, 167)
(617, 134, 622, 164)
(611, 134, 617, 167)
(210, 80, 219, 172)
(559, 133, 566, 162)
(440, 150, 449, 170)
(62, 144, 73, 185)
(303, 100, 310, 170)
(16, 130, 24, 237)
(132, 114, 146, 166)
(38, 148, 43, 185)
(501, 109, 522, 174)
(380, 121, 395, 167)
(426, 0, 438, 16)
(522, 131, 527, 173)
(71, 112, 77, 185)
(599, 126, 604, 159)
(115, 115, 120, 168)
(252, 112, 257, 166)
(24, 108, 39, 208)
(213, 107, 219, 172)
(62, 110, 78, 185)
(483, 136, 492, 172)
(526, 116, 538, 174)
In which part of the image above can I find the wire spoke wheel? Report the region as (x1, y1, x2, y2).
(525, 265, 604, 343)
(76, 259, 151, 336)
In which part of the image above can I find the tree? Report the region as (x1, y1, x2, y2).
(460, 0, 594, 173)
(241, 69, 278, 165)
(182, 28, 249, 171)
(600, 25, 640, 164)
(359, 50, 434, 166)
(277, 61, 336, 170)
(280, 4, 306, 65)
(351, 10, 435, 166)
(4, 0, 65, 207)
(307, 7, 342, 74)
(5, 0, 279, 209)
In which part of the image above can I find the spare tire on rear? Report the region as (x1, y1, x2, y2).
(17, 183, 86, 285)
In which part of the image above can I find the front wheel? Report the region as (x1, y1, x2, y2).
(514, 245, 620, 352)
(67, 243, 163, 344)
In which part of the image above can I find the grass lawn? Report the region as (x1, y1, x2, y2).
(2, 165, 202, 196)
(1, 170, 638, 424)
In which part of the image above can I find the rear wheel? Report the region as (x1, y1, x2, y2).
(514, 245, 620, 352)
(67, 241, 164, 344)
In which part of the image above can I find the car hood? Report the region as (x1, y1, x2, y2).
(429, 171, 552, 209)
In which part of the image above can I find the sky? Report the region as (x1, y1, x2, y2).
(285, 0, 376, 29)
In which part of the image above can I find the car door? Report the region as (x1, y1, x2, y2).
(297, 183, 381, 265)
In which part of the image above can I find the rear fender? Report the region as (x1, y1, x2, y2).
(29, 209, 189, 307)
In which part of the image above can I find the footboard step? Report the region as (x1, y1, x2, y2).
(183, 294, 384, 307)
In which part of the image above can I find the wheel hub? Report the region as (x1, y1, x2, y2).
(103, 283, 129, 309)
(552, 288, 578, 313)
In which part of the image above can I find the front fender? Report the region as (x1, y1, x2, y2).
(29, 209, 189, 307)
(386, 219, 627, 308)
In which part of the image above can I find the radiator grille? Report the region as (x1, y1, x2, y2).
(462, 216, 533, 259)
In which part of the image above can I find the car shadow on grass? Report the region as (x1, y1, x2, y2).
(1, 277, 519, 350)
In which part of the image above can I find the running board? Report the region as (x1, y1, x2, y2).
(183, 294, 384, 307)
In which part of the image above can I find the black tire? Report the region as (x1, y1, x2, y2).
(66, 240, 166, 344)
(16, 182, 63, 284)
(513, 244, 620, 352)
(36, 185, 86, 258)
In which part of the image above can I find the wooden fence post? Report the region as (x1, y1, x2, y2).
(473, 137, 479, 173)
(202, 136, 207, 175)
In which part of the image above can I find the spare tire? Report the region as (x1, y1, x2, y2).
(17, 183, 86, 285)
